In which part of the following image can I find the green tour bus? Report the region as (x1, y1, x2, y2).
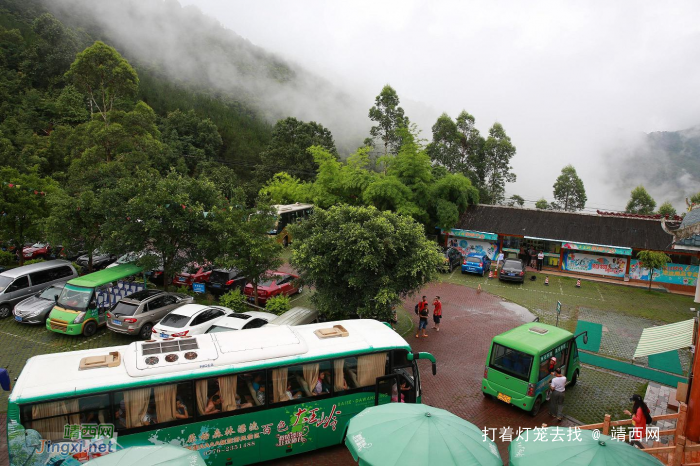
(8, 319, 436, 466)
(46, 264, 144, 337)
(481, 322, 588, 415)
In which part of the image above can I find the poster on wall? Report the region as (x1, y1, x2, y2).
(629, 260, 698, 286)
(561, 251, 627, 278)
(446, 237, 498, 260)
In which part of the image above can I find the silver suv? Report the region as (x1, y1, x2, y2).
(106, 289, 193, 339)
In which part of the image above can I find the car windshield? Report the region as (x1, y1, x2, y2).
(503, 260, 521, 269)
(57, 285, 93, 312)
(0, 276, 12, 292)
(111, 301, 139, 316)
(39, 286, 61, 300)
(211, 271, 232, 282)
(31, 243, 46, 248)
(206, 325, 237, 334)
(160, 313, 190, 328)
(466, 257, 482, 263)
(258, 279, 275, 287)
(489, 343, 534, 382)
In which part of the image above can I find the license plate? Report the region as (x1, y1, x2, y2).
(179, 277, 185, 282)
(113, 319, 122, 326)
(497, 392, 512, 404)
(14, 316, 22, 322)
(160, 333, 168, 338)
(212, 283, 221, 288)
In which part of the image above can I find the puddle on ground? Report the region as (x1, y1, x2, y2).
(499, 301, 536, 322)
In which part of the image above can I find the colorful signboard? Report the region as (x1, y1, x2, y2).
(561, 242, 632, 256)
(629, 260, 698, 286)
(447, 229, 498, 241)
(446, 237, 499, 260)
(561, 251, 628, 278)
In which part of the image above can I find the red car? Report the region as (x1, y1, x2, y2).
(22, 243, 52, 260)
(244, 271, 302, 305)
(172, 264, 213, 287)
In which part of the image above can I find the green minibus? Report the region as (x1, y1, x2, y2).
(46, 264, 144, 337)
(481, 322, 587, 415)
(8, 319, 436, 465)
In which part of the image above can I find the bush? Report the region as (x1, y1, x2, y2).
(219, 289, 247, 313)
(177, 286, 197, 297)
(23, 258, 45, 265)
(0, 250, 15, 266)
(265, 294, 291, 316)
(72, 262, 85, 276)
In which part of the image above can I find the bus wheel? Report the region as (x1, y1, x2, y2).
(83, 321, 97, 337)
(0, 304, 10, 318)
(283, 236, 289, 247)
(569, 370, 579, 387)
(530, 397, 542, 417)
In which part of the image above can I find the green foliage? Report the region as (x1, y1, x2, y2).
(213, 204, 283, 306)
(481, 123, 517, 205)
(657, 201, 677, 217)
(626, 185, 656, 215)
(552, 165, 587, 211)
(535, 198, 550, 210)
(218, 289, 248, 313)
(289, 205, 442, 321)
(636, 250, 671, 291)
(265, 294, 291, 316)
(689, 192, 700, 206)
(506, 195, 525, 207)
(177, 286, 197, 298)
(427, 110, 483, 185)
(161, 109, 222, 175)
(367, 84, 409, 156)
(23, 258, 44, 265)
(0, 250, 15, 266)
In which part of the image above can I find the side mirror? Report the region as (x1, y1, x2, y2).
(54, 295, 59, 304)
(583, 335, 589, 345)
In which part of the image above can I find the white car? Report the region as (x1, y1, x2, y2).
(152, 304, 233, 339)
(205, 311, 278, 334)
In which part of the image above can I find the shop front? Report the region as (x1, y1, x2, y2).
(501, 236, 562, 268)
(444, 229, 499, 260)
(560, 242, 632, 279)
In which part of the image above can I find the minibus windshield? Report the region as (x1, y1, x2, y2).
(490, 343, 534, 381)
(56, 285, 93, 312)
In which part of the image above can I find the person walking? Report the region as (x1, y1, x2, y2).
(537, 250, 544, 271)
(496, 251, 504, 270)
(548, 367, 566, 421)
(624, 394, 651, 449)
(415, 295, 429, 338)
(432, 296, 442, 332)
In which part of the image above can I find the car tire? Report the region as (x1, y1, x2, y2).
(139, 323, 153, 340)
(530, 397, 542, 417)
(83, 320, 98, 337)
(569, 370, 579, 387)
(0, 304, 10, 319)
(448, 263, 453, 273)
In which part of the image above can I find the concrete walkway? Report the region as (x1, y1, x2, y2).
(644, 382, 679, 446)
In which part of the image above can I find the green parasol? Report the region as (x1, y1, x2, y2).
(84, 445, 206, 466)
(345, 403, 503, 466)
(509, 427, 664, 466)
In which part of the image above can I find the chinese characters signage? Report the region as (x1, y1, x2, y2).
(447, 229, 498, 241)
(562, 242, 632, 256)
(630, 260, 698, 286)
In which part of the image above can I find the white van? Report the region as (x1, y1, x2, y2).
(0, 260, 78, 318)
(269, 307, 320, 326)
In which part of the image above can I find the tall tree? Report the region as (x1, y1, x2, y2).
(65, 41, 139, 124)
(535, 198, 550, 210)
(256, 117, 336, 182)
(289, 205, 441, 320)
(506, 195, 525, 207)
(690, 192, 700, 206)
(657, 201, 677, 217)
(636, 250, 671, 291)
(626, 185, 656, 215)
(367, 84, 409, 156)
(214, 204, 283, 306)
(426, 113, 461, 172)
(161, 109, 222, 175)
(552, 165, 587, 211)
(455, 110, 484, 183)
(481, 123, 516, 205)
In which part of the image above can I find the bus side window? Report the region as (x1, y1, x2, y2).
(196, 372, 265, 415)
(23, 394, 111, 441)
(114, 382, 192, 429)
(341, 353, 388, 390)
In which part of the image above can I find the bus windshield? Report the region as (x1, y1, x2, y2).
(57, 285, 93, 312)
(489, 343, 534, 381)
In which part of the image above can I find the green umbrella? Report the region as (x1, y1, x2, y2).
(345, 403, 503, 466)
(509, 427, 663, 466)
(84, 445, 206, 466)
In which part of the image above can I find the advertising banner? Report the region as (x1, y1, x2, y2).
(561, 251, 627, 278)
(446, 229, 498, 241)
(629, 260, 698, 286)
(561, 242, 632, 256)
(446, 237, 499, 260)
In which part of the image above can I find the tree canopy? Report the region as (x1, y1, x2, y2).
(636, 250, 671, 291)
(657, 201, 677, 217)
(552, 165, 587, 211)
(366, 85, 409, 156)
(626, 185, 656, 215)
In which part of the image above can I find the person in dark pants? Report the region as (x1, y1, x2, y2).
(537, 251, 544, 271)
(432, 296, 442, 332)
(548, 367, 566, 421)
(415, 296, 429, 338)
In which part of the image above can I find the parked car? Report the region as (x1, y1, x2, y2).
(440, 247, 463, 273)
(0, 260, 78, 318)
(22, 243, 52, 260)
(461, 252, 492, 276)
(499, 259, 526, 283)
(106, 289, 193, 339)
(208, 268, 247, 295)
(76, 250, 117, 270)
(152, 304, 233, 339)
(54, 245, 87, 262)
(243, 271, 302, 305)
(205, 311, 278, 334)
(172, 264, 213, 287)
(13, 283, 66, 324)
(268, 307, 320, 326)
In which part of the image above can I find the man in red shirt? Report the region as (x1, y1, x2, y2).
(432, 296, 443, 332)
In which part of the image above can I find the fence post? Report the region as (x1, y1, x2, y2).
(675, 403, 687, 439)
(603, 414, 611, 436)
(674, 435, 686, 466)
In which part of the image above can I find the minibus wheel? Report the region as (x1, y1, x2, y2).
(530, 397, 542, 416)
(569, 370, 579, 387)
(83, 320, 97, 337)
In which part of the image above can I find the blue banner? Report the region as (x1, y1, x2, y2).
(629, 260, 698, 286)
(192, 282, 206, 294)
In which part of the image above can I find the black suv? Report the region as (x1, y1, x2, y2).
(440, 247, 463, 273)
(208, 268, 247, 295)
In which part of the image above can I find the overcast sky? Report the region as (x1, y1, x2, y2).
(181, 0, 700, 211)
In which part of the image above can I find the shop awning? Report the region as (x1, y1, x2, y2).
(633, 319, 696, 358)
(562, 241, 632, 256)
(445, 229, 498, 241)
